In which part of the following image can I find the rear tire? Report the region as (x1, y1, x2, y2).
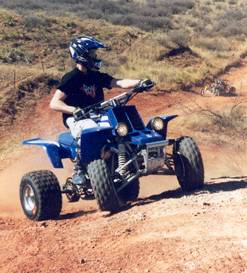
(20, 170, 62, 221)
(173, 137, 204, 192)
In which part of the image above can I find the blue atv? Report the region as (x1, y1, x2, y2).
(20, 80, 204, 221)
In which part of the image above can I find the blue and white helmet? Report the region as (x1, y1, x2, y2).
(69, 36, 107, 70)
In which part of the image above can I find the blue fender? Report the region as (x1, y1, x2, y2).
(23, 138, 65, 168)
(80, 127, 114, 164)
(127, 130, 163, 145)
(160, 114, 178, 123)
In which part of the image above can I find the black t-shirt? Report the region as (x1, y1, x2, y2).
(57, 68, 114, 126)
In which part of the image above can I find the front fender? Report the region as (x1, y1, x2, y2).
(80, 127, 114, 164)
(22, 138, 64, 168)
(147, 114, 178, 139)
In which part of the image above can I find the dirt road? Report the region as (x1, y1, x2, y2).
(1, 62, 247, 272)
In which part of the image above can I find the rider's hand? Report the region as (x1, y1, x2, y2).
(73, 107, 86, 121)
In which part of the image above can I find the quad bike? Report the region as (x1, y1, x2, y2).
(20, 80, 204, 221)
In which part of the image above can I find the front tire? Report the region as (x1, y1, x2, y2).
(173, 137, 204, 192)
(20, 170, 62, 221)
(87, 159, 122, 212)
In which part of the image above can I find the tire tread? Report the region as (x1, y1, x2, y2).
(87, 159, 121, 212)
(20, 170, 62, 221)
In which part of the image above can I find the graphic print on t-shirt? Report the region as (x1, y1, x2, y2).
(80, 84, 96, 98)
(58, 68, 113, 127)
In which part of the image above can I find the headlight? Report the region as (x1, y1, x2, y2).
(116, 123, 128, 137)
(151, 117, 164, 131)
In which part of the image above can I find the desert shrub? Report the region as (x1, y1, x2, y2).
(138, 17, 171, 32)
(221, 23, 247, 37)
(66, 21, 77, 28)
(212, 8, 247, 37)
(0, 0, 195, 32)
(80, 9, 103, 20)
(0, 49, 36, 64)
(118, 56, 128, 65)
(227, 25, 245, 36)
(141, 6, 169, 17)
(0, 0, 42, 10)
(155, 33, 174, 48)
(90, 0, 127, 15)
(168, 0, 194, 14)
(197, 37, 231, 51)
(223, 9, 246, 21)
(24, 15, 52, 29)
(168, 30, 189, 47)
(110, 14, 138, 27)
(202, 104, 247, 136)
(184, 102, 247, 138)
(2, 15, 19, 27)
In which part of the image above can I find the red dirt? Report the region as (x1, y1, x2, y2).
(1, 63, 247, 272)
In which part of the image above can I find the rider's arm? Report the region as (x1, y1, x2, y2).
(111, 79, 140, 89)
(49, 89, 76, 114)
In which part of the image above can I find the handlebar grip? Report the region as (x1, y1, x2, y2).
(134, 79, 155, 93)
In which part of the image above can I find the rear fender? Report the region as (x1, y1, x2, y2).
(22, 138, 64, 168)
(147, 114, 178, 139)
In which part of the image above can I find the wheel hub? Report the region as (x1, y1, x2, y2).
(23, 185, 37, 215)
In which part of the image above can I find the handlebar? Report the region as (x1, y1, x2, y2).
(132, 79, 155, 93)
(82, 79, 155, 118)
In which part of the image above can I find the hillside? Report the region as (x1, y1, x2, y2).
(1, 2, 247, 272)
(1, 0, 247, 86)
(1, 1, 247, 134)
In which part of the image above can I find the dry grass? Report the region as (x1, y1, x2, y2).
(1, 1, 247, 88)
(176, 99, 247, 146)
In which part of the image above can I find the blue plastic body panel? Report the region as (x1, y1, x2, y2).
(160, 114, 178, 123)
(79, 106, 166, 164)
(23, 135, 78, 168)
(57, 132, 77, 159)
(23, 138, 65, 168)
(146, 114, 178, 139)
(127, 130, 163, 145)
(107, 106, 145, 132)
(80, 127, 114, 164)
(22, 107, 178, 168)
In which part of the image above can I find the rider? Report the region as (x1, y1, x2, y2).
(50, 36, 142, 139)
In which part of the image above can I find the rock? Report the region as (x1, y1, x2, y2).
(40, 222, 48, 228)
(80, 258, 86, 264)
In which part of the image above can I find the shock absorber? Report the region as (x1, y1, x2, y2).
(118, 144, 127, 176)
